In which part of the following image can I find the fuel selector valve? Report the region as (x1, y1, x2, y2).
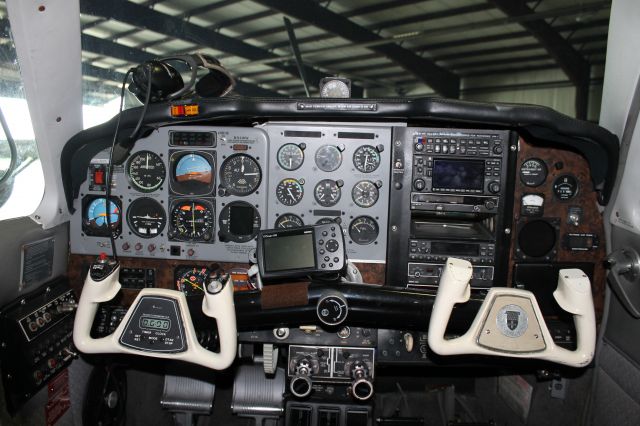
(349, 361, 374, 401)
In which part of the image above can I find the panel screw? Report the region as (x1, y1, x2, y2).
(391, 225, 398, 232)
(504, 228, 511, 235)
(510, 145, 517, 152)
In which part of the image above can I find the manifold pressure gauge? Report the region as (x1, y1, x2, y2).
(319, 77, 351, 98)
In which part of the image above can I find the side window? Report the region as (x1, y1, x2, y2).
(0, 11, 44, 220)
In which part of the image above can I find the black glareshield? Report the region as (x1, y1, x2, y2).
(256, 223, 346, 281)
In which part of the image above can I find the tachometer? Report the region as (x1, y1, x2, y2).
(127, 151, 166, 192)
(83, 197, 121, 237)
(352, 180, 379, 208)
(169, 200, 214, 242)
(126, 197, 166, 238)
(314, 179, 341, 207)
(276, 178, 304, 206)
(315, 145, 342, 172)
(275, 213, 304, 229)
(219, 154, 262, 196)
(353, 145, 381, 173)
(349, 216, 379, 245)
(277, 143, 305, 171)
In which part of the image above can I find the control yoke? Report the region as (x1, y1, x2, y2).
(428, 258, 595, 367)
(73, 256, 237, 370)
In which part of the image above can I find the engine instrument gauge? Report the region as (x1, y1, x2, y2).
(171, 152, 215, 195)
(314, 179, 341, 207)
(275, 213, 304, 229)
(218, 201, 261, 243)
(349, 216, 379, 245)
(175, 266, 210, 296)
(553, 174, 579, 200)
(276, 178, 304, 206)
(169, 200, 214, 242)
(315, 145, 342, 172)
(83, 197, 121, 236)
(277, 143, 304, 171)
(520, 158, 548, 187)
(126, 197, 166, 238)
(127, 151, 166, 192)
(219, 154, 262, 196)
(352, 180, 379, 208)
(353, 145, 381, 173)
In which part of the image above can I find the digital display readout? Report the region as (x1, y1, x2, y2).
(432, 159, 485, 190)
(431, 241, 480, 256)
(139, 316, 171, 331)
(263, 232, 316, 272)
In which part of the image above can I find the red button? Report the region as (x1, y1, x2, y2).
(94, 169, 105, 184)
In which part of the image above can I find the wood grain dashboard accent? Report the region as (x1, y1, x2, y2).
(509, 138, 607, 320)
(67, 254, 385, 303)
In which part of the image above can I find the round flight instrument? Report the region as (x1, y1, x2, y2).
(275, 213, 304, 229)
(218, 201, 261, 243)
(126, 197, 166, 238)
(315, 145, 342, 172)
(220, 154, 262, 196)
(176, 266, 210, 296)
(553, 174, 579, 200)
(84, 197, 121, 236)
(169, 200, 214, 242)
(172, 152, 214, 195)
(314, 179, 341, 207)
(520, 158, 548, 187)
(277, 143, 304, 171)
(353, 145, 381, 173)
(127, 151, 166, 192)
(352, 180, 379, 208)
(276, 178, 304, 206)
(349, 216, 379, 245)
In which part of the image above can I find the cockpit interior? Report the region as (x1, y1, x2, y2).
(1, 1, 639, 425)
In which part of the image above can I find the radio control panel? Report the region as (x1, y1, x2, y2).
(387, 127, 515, 289)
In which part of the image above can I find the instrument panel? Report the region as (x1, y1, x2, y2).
(70, 123, 393, 264)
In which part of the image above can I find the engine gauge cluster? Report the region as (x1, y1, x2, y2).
(265, 123, 392, 262)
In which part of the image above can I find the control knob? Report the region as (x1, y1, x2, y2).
(488, 181, 501, 194)
(290, 358, 313, 398)
(413, 179, 426, 191)
(349, 361, 373, 401)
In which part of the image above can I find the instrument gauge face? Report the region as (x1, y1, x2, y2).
(276, 178, 304, 206)
(353, 145, 381, 173)
(127, 151, 166, 192)
(126, 197, 166, 238)
(352, 180, 379, 208)
(349, 216, 379, 245)
(169, 200, 214, 242)
(275, 213, 304, 229)
(176, 266, 209, 296)
(220, 154, 262, 196)
(277, 143, 304, 171)
(314, 179, 341, 207)
(171, 152, 215, 195)
(553, 174, 579, 200)
(315, 145, 342, 172)
(520, 158, 548, 187)
(83, 197, 122, 236)
(218, 201, 261, 243)
(320, 79, 351, 98)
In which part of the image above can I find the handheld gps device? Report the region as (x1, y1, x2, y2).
(256, 223, 346, 280)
